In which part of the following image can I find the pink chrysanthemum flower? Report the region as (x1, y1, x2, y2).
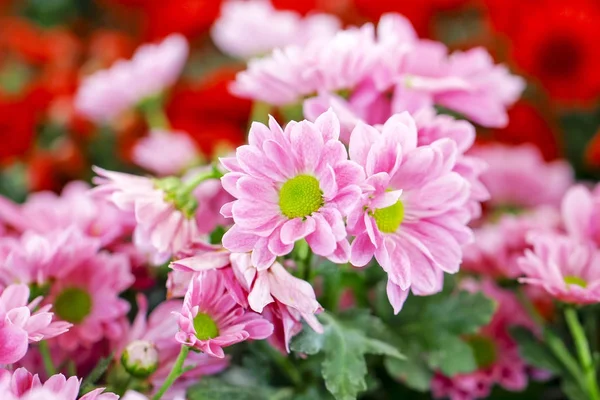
(0, 284, 71, 364)
(0, 368, 117, 400)
(75, 34, 188, 122)
(432, 280, 534, 400)
(347, 112, 472, 313)
(231, 24, 376, 105)
(469, 144, 573, 210)
(220, 110, 364, 268)
(132, 130, 200, 176)
(561, 184, 600, 247)
(92, 167, 203, 264)
(518, 232, 600, 304)
(211, 0, 340, 59)
(175, 270, 273, 358)
(0, 182, 133, 246)
(115, 296, 227, 396)
(463, 207, 561, 279)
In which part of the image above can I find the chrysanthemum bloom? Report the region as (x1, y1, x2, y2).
(509, 0, 600, 103)
(462, 207, 561, 279)
(0, 284, 71, 364)
(75, 34, 189, 122)
(347, 112, 472, 312)
(0, 181, 133, 246)
(431, 280, 534, 400)
(132, 130, 200, 176)
(518, 232, 600, 304)
(469, 144, 573, 211)
(211, 0, 340, 59)
(92, 167, 207, 263)
(220, 110, 364, 268)
(175, 270, 273, 357)
(0, 367, 117, 400)
(115, 295, 227, 394)
(561, 184, 600, 247)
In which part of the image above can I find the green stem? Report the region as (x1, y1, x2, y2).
(140, 97, 170, 130)
(151, 345, 190, 400)
(39, 341, 56, 376)
(180, 166, 223, 196)
(261, 341, 302, 388)
(565, 307, 600, 400)
(249, 101, 271, 128)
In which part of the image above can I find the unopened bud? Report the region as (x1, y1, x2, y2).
(121, 340, 159, 378)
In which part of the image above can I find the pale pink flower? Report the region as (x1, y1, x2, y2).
(347, 112, 472, 312)
(220, 110, 364, 268)
(132, 130, 200, 176)
(115, 296, 227, 396)
(0, 368, 117, 400)
(0, 284, 71, 364)
(0, 182, 133, 246)
(211, 0, 341, 59)
(231, 24, 377, 105)
(75, 34, 188, 122)
(432, 280, 533, 400)
(561, 184, 600, 247)
(92, 167, 202, 264)
(175, 270, 273, 357)
(518, 232, 600, 304)
(463, 206, 561, 279)
(469, 144, 573, 210)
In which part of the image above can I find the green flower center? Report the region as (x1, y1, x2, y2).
(564, 275, 588, 288)
(279, 175, 324, 219)
(465, 335, 497, 369)
(373, 200, 405, 233)
(193, 312, 219, 340)
(54, 287, 92, 324)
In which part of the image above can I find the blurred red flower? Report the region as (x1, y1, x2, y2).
(0, 94, 37, 164)
(507, 0, 600, 104)
(143, 0, 223, 39)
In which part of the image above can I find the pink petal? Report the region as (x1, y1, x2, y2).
(280, 217, 317, 245)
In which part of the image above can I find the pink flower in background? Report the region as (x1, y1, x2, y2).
(75, 34, 189, 122)
(561, 184, 600, 247)
(0, 284, 71, 364)
(432, 280, 534, 400)
(518, 232, 600, 305)
(469, 144, 573, 210)
(92, 167, 201, 264)
(115, 296, 227, 396)
(0, 182, 133, 247)
(175, 270, 273, 357)
(220, 110, 363, 268)
(347, 112, 472, 312)
(231, 24, 377, 105)
(211, 0, 341, 59)
(463, 206, 561, 279)
(133, 130, 200, 176)
(0, 368, 117, 400)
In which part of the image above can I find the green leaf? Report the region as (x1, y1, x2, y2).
(510, 327, 564, 374)
(384, 352, 432, 392)
(291, 310, 403, 400)
(427, 335, 477, 376)
(80, 353, 114, 394)
(187, 377, 292, 400)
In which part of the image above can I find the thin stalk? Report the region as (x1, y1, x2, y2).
(151, 345, 190, 400)
(179, 166, 223, 196)
(140, 98, 170, 130)
(565, 307, 600, 400)
(39, 341, 56, 376)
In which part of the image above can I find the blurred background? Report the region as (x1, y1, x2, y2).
(1, 0, 599, 201)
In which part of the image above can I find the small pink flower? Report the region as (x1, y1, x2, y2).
(0, 367, 117, 400)
(133, 130, 200, 176)
(0, 284, 71, 364)
(175, 270, 273, 357)
(518, 232, 600, 305)
(347, 112, 472, 312)
(463, 206, 561, 279)
(75, 34, 188, 122)
(561, 184, 600, 247)
(211, 0, 340, 59)
(92, 167, 202, 263)
(220, 110, 364, 268)
(0, 182, 133, 246)
(469, 144, 573, 210)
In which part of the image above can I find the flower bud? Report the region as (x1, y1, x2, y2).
(121, 340, 159, 378)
